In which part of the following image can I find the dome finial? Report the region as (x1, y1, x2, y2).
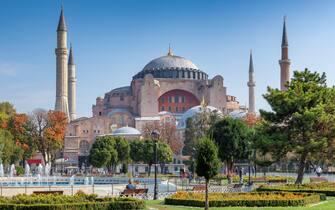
(167, 43, 173, 56)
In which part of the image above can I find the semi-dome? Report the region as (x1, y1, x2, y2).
(112, 126, 141, 136)
(133, 48, 208, 80)
(228, 110, 247, 119)
(177, 105, 222, 129)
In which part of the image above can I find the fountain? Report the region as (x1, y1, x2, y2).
(0, 163, 4, 177)
(45, 163, 51, 176)
(37, 164, 43, 176)
(84, 177, 89, 185)
(24, 162, 30, 177)
(90, 176, 94, 185)
(37, 174, 41, 186)
(52, 176, 57, 185)
(9, 164, 15, 177)
(69, 175, 75, 186)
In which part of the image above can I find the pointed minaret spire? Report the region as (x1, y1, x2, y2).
(68, 43, 77, 121)
(68, 43, 74, 65)
(279, 16, 291, 91)
(57, 6, 67, 31)
(249, 49, 254, 73)
(247, 50, 256, 114)
(167, 43, 173, 56)
(281, 16, 288, 47)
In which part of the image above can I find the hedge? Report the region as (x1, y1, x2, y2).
(0, 201, 145, 210)
(257, 183, 335, 196)
(0, 194, 145, 210)
(165, 192, 324, 207)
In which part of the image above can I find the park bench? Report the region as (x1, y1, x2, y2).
(310, 177, 328, 183)
(120, 188, 148, 196)
(33, 191, 63, 195)
(192, 185, 206, 191)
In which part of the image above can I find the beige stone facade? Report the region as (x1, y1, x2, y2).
(64, 51, 243, 167)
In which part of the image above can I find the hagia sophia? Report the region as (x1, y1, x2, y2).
(53, 8, 290, 169)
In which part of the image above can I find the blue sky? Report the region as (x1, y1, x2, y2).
(1, 0, 335, 117)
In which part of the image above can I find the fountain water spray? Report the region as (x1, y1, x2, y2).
(0, 163, 4, 177)
(24, 162, 30, 177)
(9, 164, 15, 177)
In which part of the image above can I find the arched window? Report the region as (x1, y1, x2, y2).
(79, 140, 90, 155)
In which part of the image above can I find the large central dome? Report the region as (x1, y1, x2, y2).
(133, 48, 208, 80)
(142, 55, 199, 71)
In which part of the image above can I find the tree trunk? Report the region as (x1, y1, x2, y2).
(205, 179, 209, 210)
(160, 163, 166, 174)
(227, 161, 233, 184)
(148, 164, 151, 177)
(295, 151, 308, 184)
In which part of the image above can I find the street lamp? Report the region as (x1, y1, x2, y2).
(192, 147, 196, 181)
(151, 130, 160, 200)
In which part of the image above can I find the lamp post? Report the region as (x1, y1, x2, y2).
(192, 147, 196, 181)
(151, 130, 160, 200)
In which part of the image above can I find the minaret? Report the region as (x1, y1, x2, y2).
(247, 50, 256, 114)
(55, 7, 70, 119)
(279, 16, 291, 91)
(68, 44, 77, 121)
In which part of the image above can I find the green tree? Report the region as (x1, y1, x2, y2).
(195, 137, 221, 210)
(88, 136, 118, 173)
(0, 102, 16, 117)
(261, 69, 335, 184)
(134, 139, 173, 176)
(0, 129, 14, 165)
(183, 102, 221, 166)
(114, 137, 130, 173)
(210, 117, 251, 183)
(183, 118, 196, 156)
(251, 123, 287, 176)
(157, 141, 173, 174)
(130, 140, 144, 163)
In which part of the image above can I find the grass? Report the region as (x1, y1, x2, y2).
(145, 197, 335, 210)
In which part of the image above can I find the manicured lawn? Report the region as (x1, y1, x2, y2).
(145, 197, 335, 210)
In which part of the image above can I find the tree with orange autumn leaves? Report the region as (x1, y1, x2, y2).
(0, 102, 33, 165)
(30, 109, 68, 164)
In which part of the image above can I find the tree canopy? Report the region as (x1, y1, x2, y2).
(260, 69, 335, 184)
(209, 117, 251, 181)
(195, 136, 220, 210)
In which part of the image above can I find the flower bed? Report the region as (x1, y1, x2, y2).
(257, 182, 335, 196)
(0, 193, 145, 210)
(164, 191, 324, 207)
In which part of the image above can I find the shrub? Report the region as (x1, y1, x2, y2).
(165, 191, 324, 207)
(15, 166, 24, 176)
(257, 183, 335, 196)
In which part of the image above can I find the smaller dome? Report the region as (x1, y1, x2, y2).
(112, 127, 141, 136)
(228, 110, 247, 119)
(178, 105, 222, 129)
